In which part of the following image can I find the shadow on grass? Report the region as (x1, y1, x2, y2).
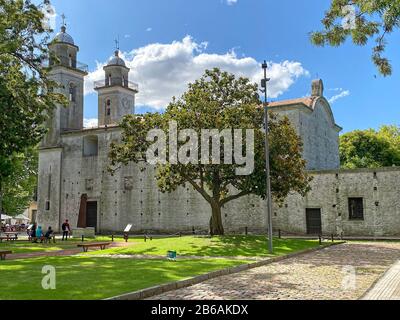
(0, 256, 247, 300)
(87, 236, 320, 258)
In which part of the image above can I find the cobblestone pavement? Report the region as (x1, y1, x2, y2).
(148, 242, 400, 300)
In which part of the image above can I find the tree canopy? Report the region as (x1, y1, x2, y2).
(0, 0, 65, 216)
(340, 125, 400, 168)
(110, 68, 312, 235)
(0, 0, 65, 162)
(311, 0, 400, 76)
(1, 148, 38, 216)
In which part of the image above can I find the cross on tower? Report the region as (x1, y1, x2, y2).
(114, 36, 120, 51)
(61, 13, 66, 27)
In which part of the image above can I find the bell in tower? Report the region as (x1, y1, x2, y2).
(95, 49, 139, 127)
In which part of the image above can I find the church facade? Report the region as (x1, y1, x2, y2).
(37, 27, 400, 237)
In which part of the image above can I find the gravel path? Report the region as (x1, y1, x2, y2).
(148, 242, 400, 300)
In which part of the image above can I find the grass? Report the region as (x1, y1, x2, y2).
(0, 242, 78, 254)
(85, 236, 322, 257)
(0, 236, 126, 254)
(0, 236, 322, 256)
(0, 235, 329, 300)
(0, 256, 249, 300)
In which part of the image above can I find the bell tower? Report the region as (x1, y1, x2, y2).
(42, 23, 88, 147)
(95, 50, 138, 126)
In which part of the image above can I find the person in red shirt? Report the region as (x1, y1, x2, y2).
(61, 219, 71, 241)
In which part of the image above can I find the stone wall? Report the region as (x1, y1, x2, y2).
(271, 99, 341, 171)
(37, 148, 63, 230)
(37, 124, 400, 236)
(273, 167, 400, 236)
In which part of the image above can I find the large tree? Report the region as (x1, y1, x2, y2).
(311, 0, 400, 76)
(340, 127, 400, 168)
(1, 148, 38, 216)
(0, 0, 65, 218)
(109, 68, 312, 235)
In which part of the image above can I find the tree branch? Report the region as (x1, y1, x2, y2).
(220, 190, 251, 206)
(181, 171, 212, 204)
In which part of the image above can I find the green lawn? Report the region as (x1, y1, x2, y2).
(0, 256, 248, 300)
(0, 236, 328, 300)
(0, 236, 125, 254)
(85, 236, 322, 257)
(0, 236, 321, 256)
(0, 242, 78, 254)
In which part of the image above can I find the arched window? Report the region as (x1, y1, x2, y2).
(69, 83, 76, 102)
(106, 99, 111, 116)
(83, 135, 99, 157)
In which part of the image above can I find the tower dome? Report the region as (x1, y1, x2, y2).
(107, 50, 126, 67)
(53, 26, 74, 45)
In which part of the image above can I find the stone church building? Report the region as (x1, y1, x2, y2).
(37, 26, 400, 237)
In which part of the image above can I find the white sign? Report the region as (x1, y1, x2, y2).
(124, 224, 133, 233)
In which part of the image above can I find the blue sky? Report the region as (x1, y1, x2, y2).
(48, 0, 400, 133)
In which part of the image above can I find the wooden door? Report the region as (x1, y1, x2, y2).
(306, 208, 322, 235)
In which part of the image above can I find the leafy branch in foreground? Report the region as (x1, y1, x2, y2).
(311, 0, 400, 76)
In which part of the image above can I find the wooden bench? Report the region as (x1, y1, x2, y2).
(77, 242, 111, 252)
(0, 236, 17, 243)
(0, 251, 12, 260)
(39, 234, 57, 244)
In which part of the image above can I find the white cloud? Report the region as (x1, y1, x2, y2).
(226, 0, 238, 5)
(84, 118, 98, 128)
(328, 89, 350, 104)
(146, 27, 152, 32)
(85, 36, 309, 111)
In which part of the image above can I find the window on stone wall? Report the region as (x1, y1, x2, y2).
(106, 99, 111, 116)
(83, 135, 99, 157)
(69, 83, 76, 102)
(45, 201, 50, 211)
(348, 198, 364, 220)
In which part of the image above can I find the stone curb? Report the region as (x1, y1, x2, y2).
(359, 259, 400, 300)
(105, 241, 345, 301)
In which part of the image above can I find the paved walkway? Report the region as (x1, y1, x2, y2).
(362, 260, 400, 300)
(148, 242, 400, 300)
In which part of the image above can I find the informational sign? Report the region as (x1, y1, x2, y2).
(124, 224, 133, 233)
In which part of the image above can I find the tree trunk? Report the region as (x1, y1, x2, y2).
(209, 202, 224, 236)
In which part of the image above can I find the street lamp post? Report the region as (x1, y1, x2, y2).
(261, 60, 273, 253)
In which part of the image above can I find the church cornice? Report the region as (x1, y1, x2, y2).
(49, 65, 88, 77)
(94, 84, 138, 94)
(61, 125, 122, 136)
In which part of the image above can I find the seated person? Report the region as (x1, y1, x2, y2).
(43, 227, 54, 243)
(35, 225, 43, 243)
(31, 224, 37, 243)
